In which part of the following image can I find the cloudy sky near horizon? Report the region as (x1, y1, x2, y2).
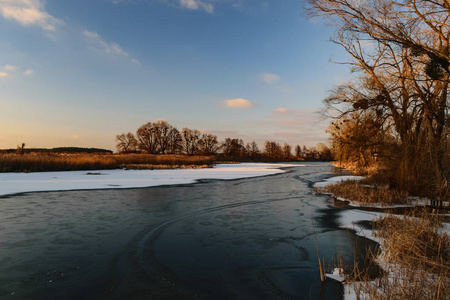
(0, 0, 348, 151)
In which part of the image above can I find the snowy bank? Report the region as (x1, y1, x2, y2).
(317, 175, 449, 300)
(0, 163, 298, 197)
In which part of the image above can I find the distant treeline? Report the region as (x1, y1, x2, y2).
(1, 147, 113, 154)
(116, 120, 333, 161)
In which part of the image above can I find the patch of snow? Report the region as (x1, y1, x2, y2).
(326, 268, 345, 282)
(313, 175, 365, 188)
(0, 163, 298, 197)
(336, 209, 384, 243)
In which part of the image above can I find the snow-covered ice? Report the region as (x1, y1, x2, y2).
(0, 163, 298, 197)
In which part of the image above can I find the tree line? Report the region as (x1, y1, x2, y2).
(309, 0, 449, 199)
(116, 120, 333, 161)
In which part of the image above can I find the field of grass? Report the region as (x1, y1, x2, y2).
(0, 153, 215, 172)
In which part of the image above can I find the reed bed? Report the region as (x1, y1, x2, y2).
(315, 180, 410, 206)
(0, 153, 214, 172)
(346, 210, 449, 299)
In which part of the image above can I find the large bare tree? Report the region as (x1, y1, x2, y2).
(136, 122, 159, 154)
(309, 0, 449, 197)
(116, 132, 138, 153)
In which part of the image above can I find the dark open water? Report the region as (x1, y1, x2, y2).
(0, 162, 377, 299)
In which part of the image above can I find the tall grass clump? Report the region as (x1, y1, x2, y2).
(378, 141, 450, 206)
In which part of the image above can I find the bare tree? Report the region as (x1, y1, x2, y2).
(295, 145, 302, 158)
(221, 138, 245, 157)
(282, 143, 292, 160)
(167, 126, 182, 154)
(264, 141, 283, 159)
(245, 141, 260, 159)
(307, 0, 450, 78)
(116, 132, 138, 153)
(182, 128, 201, 155)
(309, 0, 449, 197)
(199, 133, 219, 155)
(136, 122, 158, 154)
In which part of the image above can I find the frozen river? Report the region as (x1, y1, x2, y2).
(0, 162, 377, 299)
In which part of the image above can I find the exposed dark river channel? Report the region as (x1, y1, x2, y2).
(0, 162, 377, 299)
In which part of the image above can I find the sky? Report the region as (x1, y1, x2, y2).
(0, 0, 349, 151)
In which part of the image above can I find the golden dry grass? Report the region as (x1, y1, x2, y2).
(315, 180, 410, 206)
(347, 210, 449, 300)
(320, 177, 449, 298)
(0, 153, 214, 172)
(375, 210, 449, 275)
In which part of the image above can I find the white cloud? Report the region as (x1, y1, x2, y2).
(83, 29, 137, 61)
(0, 0, 62, 31)
(179, 0, 214, 13)
(4, 65, 15, 71)
(0, 72, 8, 77)
(23, 69, 33, 76)
(83, 30, 99, 39)
(223, 98, 257, 108)
(260, 73, 280, 84)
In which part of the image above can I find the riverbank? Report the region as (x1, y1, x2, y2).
(315, 176, 449, 299)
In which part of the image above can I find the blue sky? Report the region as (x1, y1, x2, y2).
(0, 0, 348, 151)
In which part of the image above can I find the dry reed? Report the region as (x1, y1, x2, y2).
(344, 210, 449, 299)
(0, 153, 214, 172)
(315, 180, 410, 206)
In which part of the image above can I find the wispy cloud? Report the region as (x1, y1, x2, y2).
(271, 107, 295, 118)
(260, 72, 293, 93)
(0, 0, 62, 31)
(222, 98, 257, 108)
(260, 73, 280, 84)
(179, 0, 213, 13)
(4, 65, 15, 71)
(83, 29, 139, 63)
(0, 65, 33, 78)
(113, 0, 217, 13)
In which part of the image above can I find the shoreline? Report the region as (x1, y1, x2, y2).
(315, 176, 450, 300)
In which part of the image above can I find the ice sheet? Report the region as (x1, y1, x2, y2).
(0, 163, 298, 197)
